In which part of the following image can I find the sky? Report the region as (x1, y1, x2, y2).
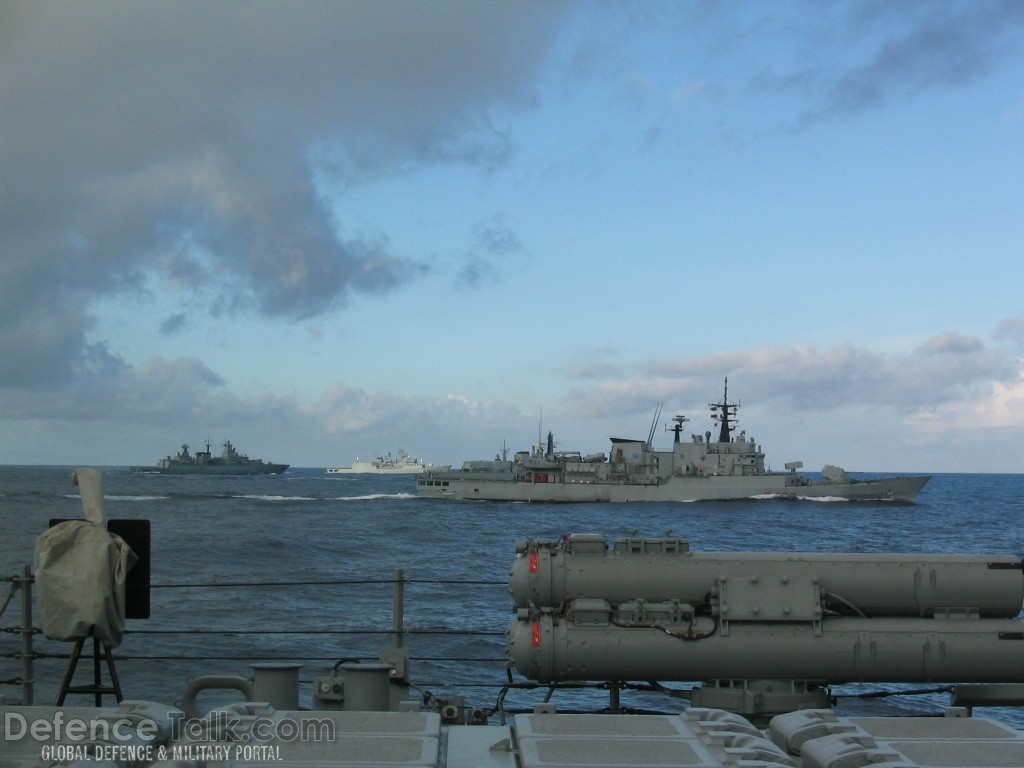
(1, 0, 1022, 473)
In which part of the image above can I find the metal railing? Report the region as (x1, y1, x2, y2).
(1, 567, 509, 707)
(0, 565, 35, 703)
(10, 567, 1007, 722)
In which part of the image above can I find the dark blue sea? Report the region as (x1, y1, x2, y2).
(1, 467, 1021, 727)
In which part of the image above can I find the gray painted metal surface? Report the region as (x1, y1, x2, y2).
(507, 535, 1024, 716)
(416, 380, 930, 503)
(129, 439, 288, 475)
(4, 704, 1024, 767)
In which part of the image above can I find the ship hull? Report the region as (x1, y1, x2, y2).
(416, 473, 929, 503)
(327, 465, 426, 474)
(130, 463, 289, 475)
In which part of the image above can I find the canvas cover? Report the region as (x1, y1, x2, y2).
(33, 469, 137, 647)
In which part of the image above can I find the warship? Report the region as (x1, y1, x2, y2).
(416, 380, 930, 503)
(326, 449, 440, 474)
(3, 472, 1023, 768)
(129, 439, 288, 475)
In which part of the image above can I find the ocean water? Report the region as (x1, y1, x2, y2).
(1, 466, 1021, 726)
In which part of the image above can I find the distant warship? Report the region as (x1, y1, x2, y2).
(327, 449, 427, 474)
(130, 439, 288, 475)
(416, 379, 930, 502)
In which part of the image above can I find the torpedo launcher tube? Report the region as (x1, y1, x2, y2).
(506, 534, 1024, 686)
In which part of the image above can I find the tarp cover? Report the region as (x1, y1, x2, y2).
(33, 469, 137, 647)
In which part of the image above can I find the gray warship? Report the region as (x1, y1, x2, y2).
(326, 449, 439, 474)
(3, 471, 1024, 768)
(129, 439, 288, 475)
(417, 380, 930, 502)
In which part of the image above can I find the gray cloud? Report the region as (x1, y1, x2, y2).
(454, 256, 499, 290)
(583, 2, 1024, 154)
(0, 0, 568, 388)
(773, 1, 1024, 128)
(159, 314, 187, 336)
(0, 361, 528, 465)
(0, 352, 223, 423)
(474, 217, 524, 257)
(455, 215, 524, 288)
(994, 313, 1024, 347)
(915, 331, 984, 356)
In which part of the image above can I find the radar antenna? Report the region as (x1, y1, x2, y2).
(708, 376, 739, 443)
(666, 414, 690, 443)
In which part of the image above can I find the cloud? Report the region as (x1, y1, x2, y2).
(160, 314, 188, 336)
(455, 215, 524, 288)
(915, 331, 984, 355)
(819, 2, 1022, 116)
(0, 339, 528, 456)
(0, 0, 569, 388)
(550, 328, 1024, 472)
(1, 324, 1020, 469)
(564, 332, 1021, 419)
(308, 383, 522, 437)
(0, 351, 223, 423)
(563, 346, 625, 381)
(744, 1, 1024, 129)
(994, 313, 1024, 347)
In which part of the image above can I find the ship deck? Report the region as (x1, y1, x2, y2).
(4, 701, 1024, 767)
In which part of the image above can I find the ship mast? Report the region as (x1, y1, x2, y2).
(709, 377, 739, 443)
(667, 414, 690, 443)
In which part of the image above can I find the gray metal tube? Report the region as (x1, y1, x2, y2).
(250, 663, 302, 710)
(340, 663, 392, 712)
(509, 539, 1024, 618)
(507, 614, 1024, 684)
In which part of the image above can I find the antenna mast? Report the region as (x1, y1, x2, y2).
(667, 414, 690, 443)
(709, 376, 739, 443)
(647, 403, 663, 448)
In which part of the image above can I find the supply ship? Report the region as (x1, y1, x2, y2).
(130, 439, 288, 475)
(416, 380, 929, 502)
(326, 449, 437, 474)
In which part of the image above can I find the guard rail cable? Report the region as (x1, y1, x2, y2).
(0, 568, 506, 707)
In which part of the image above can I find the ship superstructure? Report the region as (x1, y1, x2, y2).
(130, 439, 288, 475)
(327, 449, 444, 474)
(416, 379, 929, 502)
